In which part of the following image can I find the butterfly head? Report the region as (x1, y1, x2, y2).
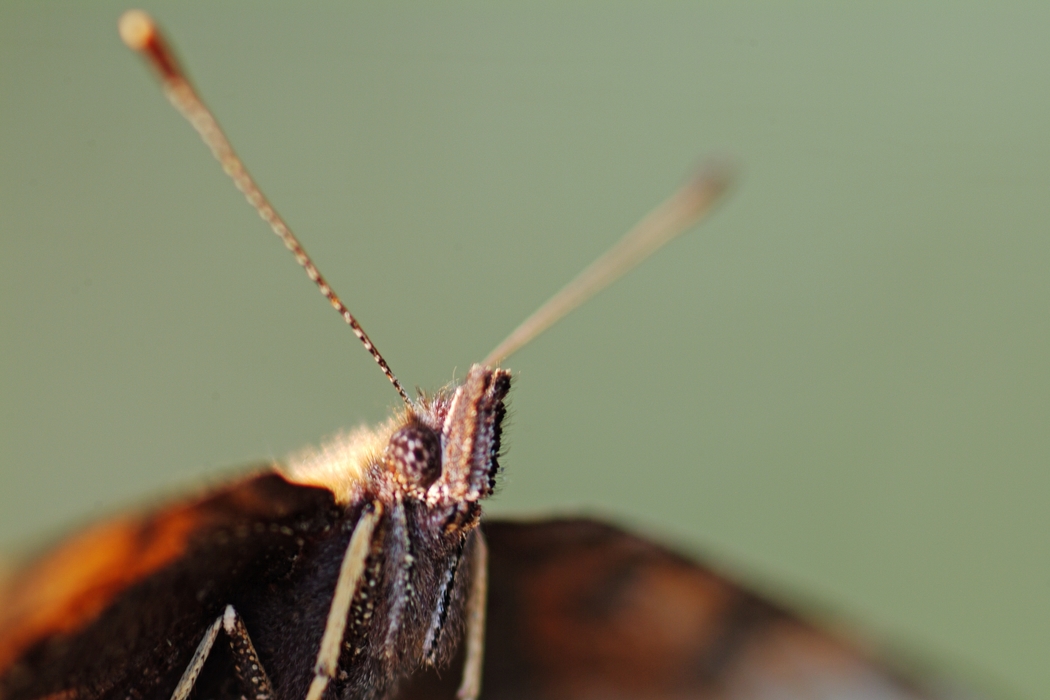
(282, 365, 511, 532)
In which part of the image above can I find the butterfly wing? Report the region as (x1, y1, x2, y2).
(3, 503, 983, 700)
(0, 471, 339, 700)
(399, 518, 980, 700)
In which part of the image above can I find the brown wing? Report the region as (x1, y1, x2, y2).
(399, 518, 980, 700)
(0, 471, 338, 700)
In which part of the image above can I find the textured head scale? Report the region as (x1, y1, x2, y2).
(283, 364, 511, 532)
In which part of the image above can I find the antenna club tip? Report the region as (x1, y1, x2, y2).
(691, 157, 738, 194)
(676, 156, 739, 217)
(118, 10, 156, 51)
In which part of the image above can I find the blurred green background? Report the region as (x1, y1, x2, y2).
(1, 3, 1047, 698)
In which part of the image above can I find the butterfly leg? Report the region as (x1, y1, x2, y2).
(169, 613, 223, 700)
(304, 502, 383, 700)
(222, 604, 275, 700)
(456, 529, 489, 700)
(168, 605, 276, 700)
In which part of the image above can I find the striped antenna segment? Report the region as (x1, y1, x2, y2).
(119, 10, 410, 406)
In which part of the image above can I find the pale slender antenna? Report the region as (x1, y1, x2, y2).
(118, 10, 410, 406)
(483, 162, 734, 367)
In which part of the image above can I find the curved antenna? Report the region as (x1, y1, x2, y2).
(484, 161, 734, 367)
(118, 10, 410, 406)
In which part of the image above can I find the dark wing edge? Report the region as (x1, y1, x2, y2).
(397, 517, 998, 700)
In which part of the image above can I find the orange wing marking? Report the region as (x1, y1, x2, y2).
(0, 505, 202, 671)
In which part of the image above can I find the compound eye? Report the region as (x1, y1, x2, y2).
(386, 423, 442, 490)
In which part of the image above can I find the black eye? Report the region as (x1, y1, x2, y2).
(387, 423, 442, 490)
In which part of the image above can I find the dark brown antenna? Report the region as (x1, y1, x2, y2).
(118, 10, 410, 406)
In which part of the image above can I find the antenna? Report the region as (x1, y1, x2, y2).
(484, 162, 734, 367)
(118, 10, 411, 406)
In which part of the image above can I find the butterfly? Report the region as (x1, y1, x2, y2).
(0, 10, 988, 700)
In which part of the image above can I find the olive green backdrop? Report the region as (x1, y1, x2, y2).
(1, 3, 1046, 698)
